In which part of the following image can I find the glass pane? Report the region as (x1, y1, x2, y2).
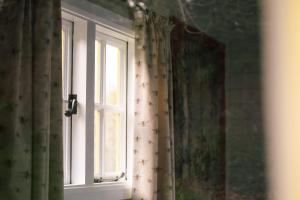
(62, 21, 73, 184)
(61, 29, 66, 99)
(95, 40, 101, 103)
(94, 111, 101, 177)
(105, 44, 121, 106)
(104, 112, 121, 175)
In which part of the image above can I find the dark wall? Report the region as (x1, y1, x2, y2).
(171, 20, 226, 200)
(87, 0, 132, 19)
(157, 1, 265, 199)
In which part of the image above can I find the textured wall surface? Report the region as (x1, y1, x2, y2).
(87, 0, 132, 18)
(83, 0, 265, 199)
(171, 21, 226, 200)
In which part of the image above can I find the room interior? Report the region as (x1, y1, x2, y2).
(0, 0, 300, 200)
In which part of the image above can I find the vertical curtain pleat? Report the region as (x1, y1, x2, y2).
(0, 0, 63, 200)
(132, 10, 175, 200)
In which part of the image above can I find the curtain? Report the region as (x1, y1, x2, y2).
(132, 10, 175, 200)
(0, 1, 63, 200)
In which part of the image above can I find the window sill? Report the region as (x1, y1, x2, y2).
(64, 182, 132, 200)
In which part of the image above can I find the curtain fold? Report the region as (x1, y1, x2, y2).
(0, 1, 63, 200)
(132, 10, 175, 200)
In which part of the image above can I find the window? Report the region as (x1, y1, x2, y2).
(94, 34, 127, 182)
(61, 1, 135, 200)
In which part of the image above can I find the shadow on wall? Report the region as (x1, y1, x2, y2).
(170, 13, 265, 199)
(171, 17, 226, 200)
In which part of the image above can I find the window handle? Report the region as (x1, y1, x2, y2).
(113, 172, 126, 181)
(94, 172, 126, 183)
(65, 94, 77, 117)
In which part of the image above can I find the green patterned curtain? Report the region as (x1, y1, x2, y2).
(0, 1, 63, 200)
(132, 10, 175, 200)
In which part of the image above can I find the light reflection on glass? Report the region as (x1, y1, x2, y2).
(105, 44, 121, 106)
(104, 112, 121, 174)
(95, 40, 101, 103)
(94, 110, 101, 176)
(62, 29, 65, 99)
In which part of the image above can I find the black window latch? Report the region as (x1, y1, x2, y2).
(65, 94, 77, 117)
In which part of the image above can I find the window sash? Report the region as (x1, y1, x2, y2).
(94, 35, 127, 180)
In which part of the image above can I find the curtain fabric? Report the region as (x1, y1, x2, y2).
(132, 11, 175, 200)
(0, 1, 63, 200)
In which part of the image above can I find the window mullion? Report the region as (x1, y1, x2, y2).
(101, 39, 106, 105)
(100, 109, 105, 178)
(95, 104, 125, 113)
(85, 21, 96, 185)
(121, 46, 126, 109)
(100, 40, 106, 179)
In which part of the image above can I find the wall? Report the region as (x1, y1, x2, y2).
(157, 1, 266, 198)
(171, 21, 226, 199)
(87, 0, 132, 19)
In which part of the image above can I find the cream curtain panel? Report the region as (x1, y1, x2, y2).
(132, 11, 175, 200)
(0, 1, 63, 200)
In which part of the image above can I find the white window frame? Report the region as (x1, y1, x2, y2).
(61, 1, 135, 200)
(62, 19, 73, 185)
(94, 32, 127, 180)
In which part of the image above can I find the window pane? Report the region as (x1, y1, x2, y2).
(94, 110, 101, 177)
(104, 112, 121, 175)
(62, 29, 65, 98)
(62, 20, 72, 184)
(95, 40, 101, 103)
(105, 44, 121, 106)
(61, 27, 71, 101)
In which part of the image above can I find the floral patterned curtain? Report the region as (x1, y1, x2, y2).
(132, 10, 175, 200)
(0, 1, 63, 200)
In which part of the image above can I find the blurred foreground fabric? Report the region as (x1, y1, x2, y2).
(0, 1, 63, 200)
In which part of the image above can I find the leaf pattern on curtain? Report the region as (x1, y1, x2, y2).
(0, 1, 63, 200)
(132, 10, 175, 200)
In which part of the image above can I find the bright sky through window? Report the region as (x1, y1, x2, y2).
(106, 44, 121, 106)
